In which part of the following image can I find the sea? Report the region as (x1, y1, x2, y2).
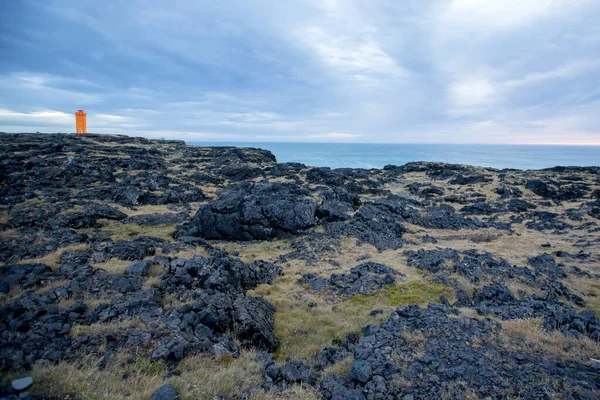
(188, 142, 600, 170)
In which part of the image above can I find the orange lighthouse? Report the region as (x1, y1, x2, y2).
(75, 109, 87, 134)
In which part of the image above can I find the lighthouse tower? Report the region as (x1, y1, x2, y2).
(75, 109, 87, 134)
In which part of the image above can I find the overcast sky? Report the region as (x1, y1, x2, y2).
(1, 0, 600, 144)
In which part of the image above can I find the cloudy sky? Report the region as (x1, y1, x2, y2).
(1, 0, 600, 144)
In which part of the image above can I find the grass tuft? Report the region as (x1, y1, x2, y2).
(500, 318, 600, 363)
(15, 243, 89, 270)
(349, 281, 454, 307)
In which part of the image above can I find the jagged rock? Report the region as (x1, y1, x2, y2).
(408, 183, 444, 198)
(495, 185, 522, 198)
(318, 304, 599, 399)
(91, 237, 161, 263)
(0, 264, 53, 291)
(528, 253, 567, 278)
(526, 179, 589, 201)
(122, 212, 188, 226)
(306, 168, 347, 186)
(473, 284, 590, 329)
(421, 235, 437, 244)
(417, 204, 486, 230)
(317, 200, 353, 222)
(232, 296, 278, 351)
(280, 361, 317, 384)
(159, 250, 282, 295)
(350, 360, 372, 383)
(325, 204, 408, 250)
(124, 260, 152, 276)
(461, 202, 496, 215)
(448, 174, 492, 185)
(526, 211, 572, 231)
(178, 182, 317, 240)
(97, 289, 163, 323)
(506, 198, 536, 212)
(404, 248, 459, 273)
(298, 262, 403, 296)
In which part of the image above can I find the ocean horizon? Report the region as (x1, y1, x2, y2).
(188, 142, 600, 170)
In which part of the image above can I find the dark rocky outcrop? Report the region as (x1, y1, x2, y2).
(233, 296, 278, 351)
(319, 304, 600, 399)
(176, 182, 317, 241)
(299, 262, 404, 296)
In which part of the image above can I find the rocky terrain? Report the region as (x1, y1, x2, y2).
(0, 133, 599, 399)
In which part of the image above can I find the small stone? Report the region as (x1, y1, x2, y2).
(265, 363, 281, 380)
(280, 363, 301, 383)
(0, 280, 10, 293)
(125, 260, 151, 276)
(150, 383, 180, 400)
(440, 295, 450, 306)
(350, 360, 372, 383)
(12, 377, 33, 391)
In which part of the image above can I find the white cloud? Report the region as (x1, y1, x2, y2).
(317, 132, 361, 139)
(448, 77, 495, 115)
(0, 109, 72, 126)
(0, 72, 102, 106)
(504, 60, 600, 88)
(1, 0, 599, 144)
(445, 0, 563, 30)
(299, 26, 407, 83)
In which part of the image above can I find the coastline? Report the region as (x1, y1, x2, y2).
(1, 133, 599, 399)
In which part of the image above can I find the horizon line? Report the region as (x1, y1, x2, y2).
(2, 132, 600, 146)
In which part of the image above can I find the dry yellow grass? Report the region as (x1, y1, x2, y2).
(70, 316, 152, 338)
(6, 349, 283, 400)
(91, 258, 132, 274)
(0, 286, 25, 306)
(500, 318, 600, 363)
(164, 247, 210, 259)
(59, 205, 85, 214)
(34, 279, 69, 294)
(220, 239, 292, 264)
(0, 228, 18, 239)
(111, 204, 176, 217)
(84, 298, 113, 308)
(141, 264, 165, 290)
(252, 386, 321, 400)
(1, 270, 68, 306)
(440, 381, 480, 400)
(15, 243, 89, 270)
(98, 220, 177, 241)
(322, 355, 353, 376)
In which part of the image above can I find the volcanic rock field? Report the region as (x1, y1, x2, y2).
(1, 133, 600, 399)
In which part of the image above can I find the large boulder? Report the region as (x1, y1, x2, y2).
(178, 182, 317, 241)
